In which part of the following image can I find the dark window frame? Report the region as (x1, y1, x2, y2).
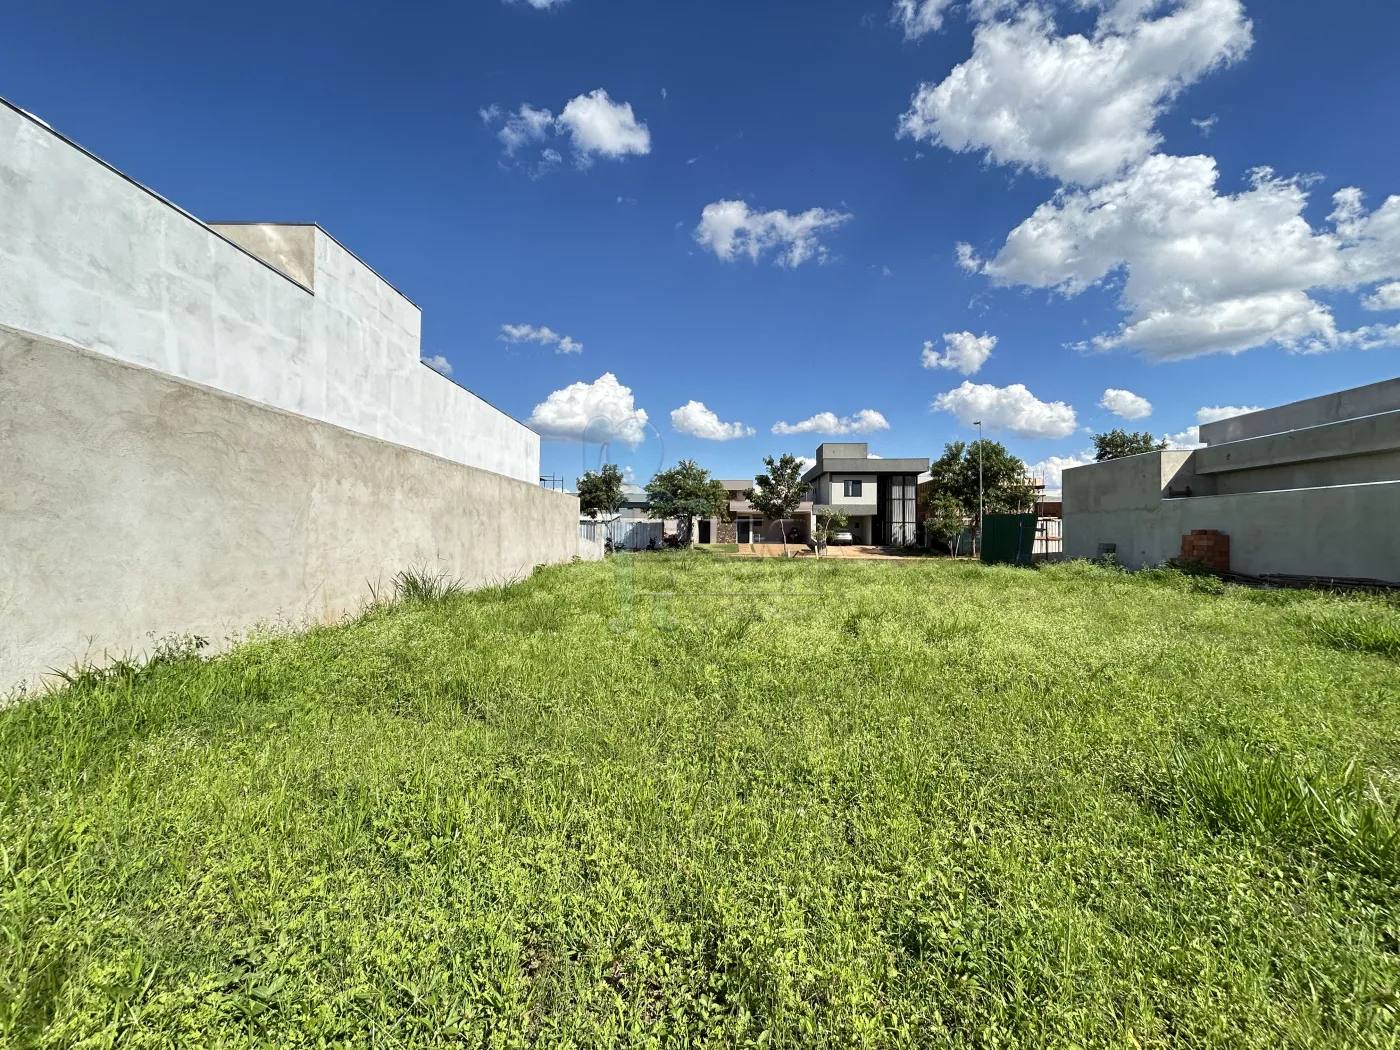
(843, 479, 863, 498)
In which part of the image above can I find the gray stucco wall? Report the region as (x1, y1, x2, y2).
(0, 99, 540, 484)
(1063, 451, 1400, 581)
(1, 327, 579, 692)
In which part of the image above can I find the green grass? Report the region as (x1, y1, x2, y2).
(2, 556, 1399, 1048)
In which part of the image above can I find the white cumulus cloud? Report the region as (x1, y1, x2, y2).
(922, 331, 995, 374)
(1363, 282, 1400, 311)
(771, 410, 890, 436)
(557, 89, 651, 161)
(1099, 388, 1153, 419)
(1165, 404, 1262, 449)
(499, 324, 583, 354)
(694, 200, 852, 268)
(493, 104, 555, 156)
(481, 90, 650, 169)
(914, 0, 1400, 361)
(669, 401, 755, 441)
(1196, 404, 1261, 425)
(1164, 426, 1201, 449)
(891, 0, 957, 40)
(1025, 452, 1096, 496)
(932, 381, 1078, 438)
(421, 354, 453, 376)
(972, 155, 1400, 359)
(898, 0, 1253, 185)
(505, 0, 568, 8)
(527, 373, 649, 447)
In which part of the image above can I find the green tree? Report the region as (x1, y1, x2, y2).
(745, 454, 807, 556)
(922, 491, 966, 554)
(921, 440, 1036, 548)
(576, 464, 625, 521)
(1093, 429, 1167, 461)
(812, 508, 848, 555)
(645, 460, 730, 546)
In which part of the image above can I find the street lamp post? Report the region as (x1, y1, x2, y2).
(973, 420, 983, 558)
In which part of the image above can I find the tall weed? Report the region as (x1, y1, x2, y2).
(1297, 604, 1400, 660)
(391, 566, 465, 603)
(1165, 742, 1399, 881)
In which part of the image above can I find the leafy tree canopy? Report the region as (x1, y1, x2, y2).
(1093, 429, 1168, 461)
(576, 463, 625, 520)
(645, 460, 730, 544)
(745, 454, 807, 522)
(922, 440, 1037, 522)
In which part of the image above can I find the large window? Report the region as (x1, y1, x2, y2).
(843, 479, 863, 498)
(875, 474, 919, 546)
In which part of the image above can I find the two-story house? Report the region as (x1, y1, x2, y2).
(802, 442, 929, 546)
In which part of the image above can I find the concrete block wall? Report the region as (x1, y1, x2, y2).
(0, 98, 539, 484)
(1063, 450, 1400, 581)
(1, 328, 580, 693)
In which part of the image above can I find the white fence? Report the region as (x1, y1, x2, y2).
(578, 519, 665, 551)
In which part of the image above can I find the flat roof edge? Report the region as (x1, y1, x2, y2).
(0, 96, 314, 297)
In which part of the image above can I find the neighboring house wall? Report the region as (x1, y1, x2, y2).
(1063, 384, 1400, 582)
(0, 99, 580, 692)
(1198, 378, 1400, 445)
(1, 329, 579, 691)
(691, 481, 813, 545)
(0, 99, 538, 483)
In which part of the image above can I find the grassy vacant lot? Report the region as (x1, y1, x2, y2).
(3, 556, 1399, 1048)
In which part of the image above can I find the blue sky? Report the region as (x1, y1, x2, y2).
(4, 0, 1399, 490)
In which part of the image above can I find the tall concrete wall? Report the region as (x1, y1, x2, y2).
(0, 99, 539, 483)
(1199, 378, 1400, 445)
(1, 327, 579, 692)
(1063, 451, 1400, 581)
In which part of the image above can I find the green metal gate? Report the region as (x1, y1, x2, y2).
(980, 513, 1038, 565)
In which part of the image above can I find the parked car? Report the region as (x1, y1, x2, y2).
(830, 530, 855, 546)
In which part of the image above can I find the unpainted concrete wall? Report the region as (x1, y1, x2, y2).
(1, 328, 579, 692)
(1200, 377, 1400, 445)
(1063, 451, 1400, 581)
(0, 100, 539, 483)
(1195, 409, 1400, 479)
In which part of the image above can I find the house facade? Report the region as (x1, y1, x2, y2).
(802, 443, 930, 546)
(599, 443, 933, 549)
(693, 481, 816, 545)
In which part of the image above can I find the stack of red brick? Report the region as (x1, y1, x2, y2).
(1179, 529, 1230, 573)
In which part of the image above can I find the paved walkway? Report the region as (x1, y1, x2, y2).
(816, 545, 935, 560)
